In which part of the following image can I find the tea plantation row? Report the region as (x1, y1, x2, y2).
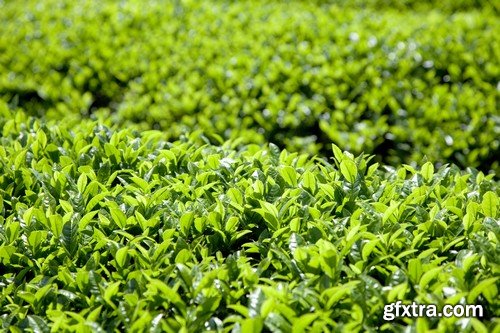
(0, 0, 498, 172)
(0, 112, 499, 332)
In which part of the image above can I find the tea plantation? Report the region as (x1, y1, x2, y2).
(1, 0, 499, 172)
(0, 0, 499, 332)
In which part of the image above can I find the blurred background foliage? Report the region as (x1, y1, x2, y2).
(0, 0, 498, 172)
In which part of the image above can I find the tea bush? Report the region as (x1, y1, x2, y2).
(1, 0, 499, 331)
(0, 112, 498, 331)
(0, 0, 498, 172)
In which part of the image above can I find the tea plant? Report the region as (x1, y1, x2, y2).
(0, 113, 498, 332)
(0, 0, 498, 172)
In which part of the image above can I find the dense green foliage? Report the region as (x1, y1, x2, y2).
(0, 114, 499, 332)
(1, 0, 499, 331)
(0, 0, 498, 172)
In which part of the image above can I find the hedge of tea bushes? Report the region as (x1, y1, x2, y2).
(1, 0, 499, 172)
(311, 0, 498, 11)
(0, 112, 499, 332)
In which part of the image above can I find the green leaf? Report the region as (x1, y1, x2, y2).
(109, 205, 127, 229)
(47, 213, 64, 238)
(34, 284, 53, 304)
(130, 175, 149, 192)
(180, 212, 195, 236)
(331, 144, 344, 164)
(407, 258, 423, 283)
(469, 318, 489, 333)
(0, 245, 16, 263)
(227, 304, 250, 318)
(26, 315, 50, 333)
(37, 130, 47, 148)
(86, 192, 108, 212)
(467, 278, 498, 303)
(227, 188, 244, 209)
(79, 211, 98, 231)
(254, 201, 280, 231)
(77, 173, 88, 193)
(421, 162, 434, 182)
(147, 279, 186, 315)
(462, 253, 479, 273)
(115, 247, 129, 268)
(463, 212, 475, 233)
(280, 166, 297, 187)
(59, 200, 73, 214)
(419, 266, 443, 289)
(481, 191, 498, 217)
(382, 202, 399, 223)
(103, 281, 121, 306)
(323, 282, 359, 309)
(225, 216, 239, 232)
(241, 318, 264, 332)
(386, 283, 408, 303)
(302, 170, 317, 193)
(340, 159, 357, 183)
(175, 248, 192, 263)
(61, 220, 79, 257)
(292, 313, 320, 333)
(362, 239, 379, 260)
(6, 221, 21, 244)
(28, 230, 47, 253)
